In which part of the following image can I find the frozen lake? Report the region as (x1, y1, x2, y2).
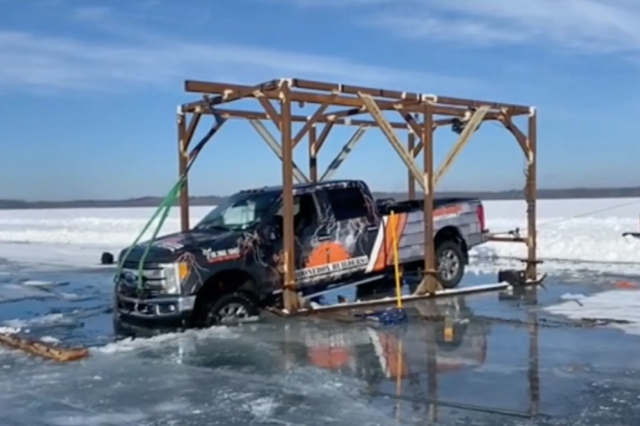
(2, 198, 640, 425)
(3, 197, 640, 274)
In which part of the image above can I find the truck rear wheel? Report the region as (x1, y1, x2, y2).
(202, 292, 258, 327)
(435, 240, 465, 289)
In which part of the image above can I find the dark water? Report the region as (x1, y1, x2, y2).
(1, 260, 640, 426)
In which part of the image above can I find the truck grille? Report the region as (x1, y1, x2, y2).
(117, 283, 163, 300)
(116, 262, 167, 299)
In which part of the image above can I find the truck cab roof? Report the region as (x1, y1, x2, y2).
(236, 180, 479, 206)
(237, 179, 367, 197)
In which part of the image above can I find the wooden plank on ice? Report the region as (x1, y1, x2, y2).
(0, 333, 89, 362)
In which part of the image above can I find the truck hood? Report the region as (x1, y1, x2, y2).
(118, 228, 240, 264)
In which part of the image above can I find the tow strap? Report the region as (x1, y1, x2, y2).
(115, 110, 226, 290)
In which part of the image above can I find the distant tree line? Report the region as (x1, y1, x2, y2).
(2, 187, 640, 210)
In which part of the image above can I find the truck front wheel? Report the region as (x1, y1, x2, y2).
(435, 240, 465, 289)
(202, 292, 259, 327)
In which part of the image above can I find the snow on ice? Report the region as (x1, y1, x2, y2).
(2, 198, 640, 274)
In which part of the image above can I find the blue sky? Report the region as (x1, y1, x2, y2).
(1, 0, 640, 201)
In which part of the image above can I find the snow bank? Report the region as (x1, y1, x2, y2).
(2, 198, 640, 274)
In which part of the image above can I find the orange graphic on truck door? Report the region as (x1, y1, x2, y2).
(298, 241, 368, 283)
(305, 241, 351, 268)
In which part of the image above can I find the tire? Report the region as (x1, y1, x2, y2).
(203, 292, 259, 327)
(435, 240, 466, 289)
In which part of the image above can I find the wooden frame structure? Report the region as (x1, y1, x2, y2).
(177, 78, 538, 313)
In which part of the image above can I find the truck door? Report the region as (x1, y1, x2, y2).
(292, 192, 325, 275)
(266, 192, 326, 288)
(309, 185, 380, 280)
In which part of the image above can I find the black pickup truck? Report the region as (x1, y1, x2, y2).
(113, 179, 488, 330)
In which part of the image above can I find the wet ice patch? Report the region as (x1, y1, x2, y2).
(0, 283, 57, 303)
(20, 280, 68, 287)
(545, 290, 640, 335)
(247, 396, 278, 419)
(93, 326, 237, 354)
(560, 293, 587, 301)
(58, 292, 84, 301)
(48, 411, 148, 426)
(4, 313, 75, 330)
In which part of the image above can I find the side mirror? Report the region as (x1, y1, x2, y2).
(265, 217, 283, 241)
(265, 225, 277, 241)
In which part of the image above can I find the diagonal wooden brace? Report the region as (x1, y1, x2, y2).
(292, 94, 338, 148)
(498, 110, 529, 156)
(358, 93, 424, 186)
(320, 126, 367, 181)
(433, 105, 490, 185)
(249, 120, 310, 183)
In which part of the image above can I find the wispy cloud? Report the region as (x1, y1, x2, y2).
(0, 4, 474, 95)
(287, 0, 640, 56)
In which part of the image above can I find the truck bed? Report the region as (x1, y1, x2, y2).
(367, 197, 485, 271)
(375, 197, 480, 215)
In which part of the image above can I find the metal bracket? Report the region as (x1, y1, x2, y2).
(434, 106, 490, 185)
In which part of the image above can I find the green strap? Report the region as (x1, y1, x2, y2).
(115, 177, 184, 289)
(115, 110, 226, 290)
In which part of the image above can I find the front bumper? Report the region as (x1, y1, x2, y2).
(114, 293, 196, 330)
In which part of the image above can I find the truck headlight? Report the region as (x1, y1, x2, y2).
(159, 262, 190, 295)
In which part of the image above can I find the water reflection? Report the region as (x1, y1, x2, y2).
(129, 290, 541, 424)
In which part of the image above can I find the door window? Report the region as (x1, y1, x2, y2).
(326, 187, 375, 223)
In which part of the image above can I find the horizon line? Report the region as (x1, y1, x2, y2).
(4, 185, 640, 205)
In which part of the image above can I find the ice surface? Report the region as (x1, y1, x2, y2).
(0, 319, 403, 426)
(2, 199, 640, 424)
(0, 264, 638, 424)
(545, 289, 640, 336)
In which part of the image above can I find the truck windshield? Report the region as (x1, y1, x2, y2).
(194, 192, 278, 231)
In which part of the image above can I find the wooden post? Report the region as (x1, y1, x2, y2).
(526, 108, 537, 281)
(408, 132, 416, 199)
(415, 104, 439, 294)
(177, 113, 190, 232)
(309, 126, 318, 182)
(280, 83, 299, 312)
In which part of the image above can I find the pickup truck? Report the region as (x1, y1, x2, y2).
(113, 179, 488, 330)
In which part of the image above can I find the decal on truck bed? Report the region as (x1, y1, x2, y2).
(434, 205, 463, 220)
(365, 213, 409, 273)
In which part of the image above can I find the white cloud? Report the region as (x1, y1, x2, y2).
(295, 0, 640, 56)
(0, 4, 474, 95)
